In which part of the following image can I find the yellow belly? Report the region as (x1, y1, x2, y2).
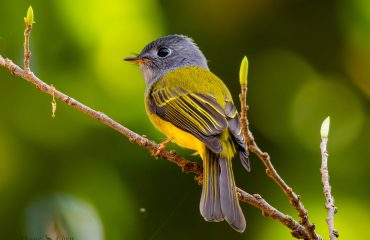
(148, 111, 205, 154)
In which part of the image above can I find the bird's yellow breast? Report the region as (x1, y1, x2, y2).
(147, 109, 204, 153)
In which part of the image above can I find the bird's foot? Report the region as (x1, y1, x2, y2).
(154, 138, 173, 157)
(194, 174, 203, 185)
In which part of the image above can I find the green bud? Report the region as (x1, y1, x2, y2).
(320, 116, 330, 138)
(24, 6, 34, 25)
(239, 56, 249, 85)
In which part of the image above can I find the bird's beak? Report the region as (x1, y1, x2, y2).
(124, 56, 145, 64)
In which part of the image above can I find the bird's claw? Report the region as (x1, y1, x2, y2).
(154, 138, 172, 157)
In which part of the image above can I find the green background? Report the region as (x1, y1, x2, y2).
(0, 0, 369, 239)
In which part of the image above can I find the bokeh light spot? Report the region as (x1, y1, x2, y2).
(291, 79, 365, 151)
(25, 193, 104, 240)
(249, 50, 316, 145)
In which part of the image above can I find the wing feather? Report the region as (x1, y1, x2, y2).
(149, 87, 227, 153)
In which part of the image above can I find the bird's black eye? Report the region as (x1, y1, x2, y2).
(157, 47, 171, 58)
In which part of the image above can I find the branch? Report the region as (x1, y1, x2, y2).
(0, 55, 200, 174)
(320, 117, 339, 240)
(0, 7, 310, 239)
(23, 6, 34, 72)
(238, 56, 322, 240)
(237, 190, 309, 239)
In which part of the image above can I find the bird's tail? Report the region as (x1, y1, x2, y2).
(200, 149, 223, 222)
(200, 149, 246, 232)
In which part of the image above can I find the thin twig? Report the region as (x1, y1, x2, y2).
(239, 79, 321, 240)
(51, 84, 57, 118)
(24, 23, 32, 72)
(320, 118, 338, 240)
(23, 6, 34, 72)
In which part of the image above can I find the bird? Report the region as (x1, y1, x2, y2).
(124, 34, 250, 232)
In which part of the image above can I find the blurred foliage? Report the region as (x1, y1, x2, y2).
(0, 0, 369, 239)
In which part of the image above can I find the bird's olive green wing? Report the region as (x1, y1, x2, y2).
(148, 87, 228, 153)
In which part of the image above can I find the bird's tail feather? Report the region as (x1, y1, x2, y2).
(200, 149, 246, 232)
(200, 150, 223, 222)
(219, 156, 246, 232)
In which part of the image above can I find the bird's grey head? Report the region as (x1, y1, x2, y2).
(124, 34, 208, 86)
